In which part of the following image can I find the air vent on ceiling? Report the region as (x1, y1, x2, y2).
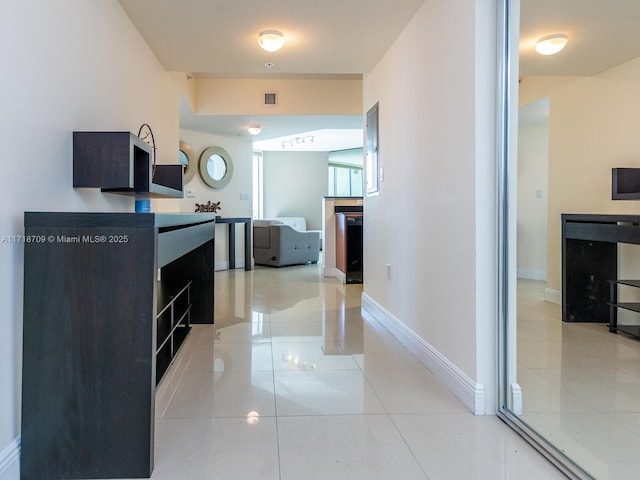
(263, 92, 278, 106)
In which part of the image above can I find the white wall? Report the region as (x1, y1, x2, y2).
(517, 99, 549, 281)
(520, 55, 640, 295)
(178, 129, 253, 269)
(263, 151, 328, 230)
(195, 77, 362, 115)
(362, 0, 499, 414)
(0, 0, 181, 476)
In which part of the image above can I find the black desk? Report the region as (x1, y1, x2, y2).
(562, 214, 640, 324)
(216, 217, 252, 271)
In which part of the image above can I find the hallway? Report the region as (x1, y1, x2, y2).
(151, 265, 565, 479)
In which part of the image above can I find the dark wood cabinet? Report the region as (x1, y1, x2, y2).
(562, 214, 640, 331)
(335, 213, 363, 284)
(21, 212, 215, 479)
(73, 131, 184, 198)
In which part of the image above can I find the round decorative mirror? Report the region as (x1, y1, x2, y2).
(179, 141, 196, 184)
(199, 146, 233, 188)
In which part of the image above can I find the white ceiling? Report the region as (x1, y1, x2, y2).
(519, 0, 640, 77)
(119, 0, 640, 151)
(118, 0, 426, 75)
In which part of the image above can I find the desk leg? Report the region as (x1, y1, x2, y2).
(244, 220, 251, 271)
(609, 281, 618, 333)
(228, 224, 236, 269)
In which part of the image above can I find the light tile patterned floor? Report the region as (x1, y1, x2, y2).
(150, 266, 566, 480)
(517, 279, 640, 480)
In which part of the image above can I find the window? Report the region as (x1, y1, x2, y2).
(252, 151, 263, 219)
(328, 164, 363, 197)
(327, 148, 364, 197)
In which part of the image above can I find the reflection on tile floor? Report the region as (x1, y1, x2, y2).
(151, 266, 565, 480)
(517, 279, 640, 480)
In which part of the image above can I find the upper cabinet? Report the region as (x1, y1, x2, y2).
(73, 131, 183, 198)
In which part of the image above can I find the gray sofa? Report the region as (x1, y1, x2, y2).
(253, 218, 320, 267)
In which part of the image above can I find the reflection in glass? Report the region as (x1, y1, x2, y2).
(207, 154, 227, 181)
(503, 1, 640, 478)
(179, 150, 189, 169)
(179, 141, 196, 184)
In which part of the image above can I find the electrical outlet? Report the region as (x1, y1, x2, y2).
(240, 192, 250, 201)
(386, 264, 391, 280)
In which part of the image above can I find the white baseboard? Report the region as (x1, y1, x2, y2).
(0, 437, 19, 479)
(511, 383, 523, 415)
(361, 293, 485, 415)
(517, 269, 547, 281)
(214, 259, 248, 271)
(321, 266, 340, 279)
(215, 260, 228, 271)
(544, 288, 561, 305)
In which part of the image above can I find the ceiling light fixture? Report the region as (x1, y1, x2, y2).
(258, 30, 285, 52)
(281, 136, 314, 149)
(247, 125, 262, 135)
(535, 34, 568, 56)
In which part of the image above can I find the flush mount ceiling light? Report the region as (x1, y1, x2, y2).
(247, 125, 262, 135)
(535, 34, 568, 55)
(258, 30, 285, 52)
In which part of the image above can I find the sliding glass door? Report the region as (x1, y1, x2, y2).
(500, 1, 640, 479)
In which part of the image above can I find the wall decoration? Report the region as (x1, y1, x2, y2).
(179, 141, 197, 184)
(195, 200, 221, 213)
(199, 146, 233, 188)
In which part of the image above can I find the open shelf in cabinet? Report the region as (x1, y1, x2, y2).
(156, 281, 192, 384)
(608, 279, 640, 339)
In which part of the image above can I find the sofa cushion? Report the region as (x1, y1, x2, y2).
(253, 223, 320, 267)
(275, 216, 307, 231)
(253, 225, 272, 248)
(253, 219, 283, 227)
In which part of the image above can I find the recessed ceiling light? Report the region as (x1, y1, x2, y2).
(258, 30, 285, 52)
(247, 126, 262, 135)
(535, 34, 568, 55)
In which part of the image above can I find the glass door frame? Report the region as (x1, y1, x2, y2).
(496, 1, 593, 479)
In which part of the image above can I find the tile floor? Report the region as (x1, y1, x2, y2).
(517, 279, 640, 480)
(150, 266, 566, 480)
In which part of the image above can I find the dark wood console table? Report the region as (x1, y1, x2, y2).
(216, 217, 251, 270)
(21, 212, 215, 479)
(335, 213, 363, 284)
(562, 214, 640, 331)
